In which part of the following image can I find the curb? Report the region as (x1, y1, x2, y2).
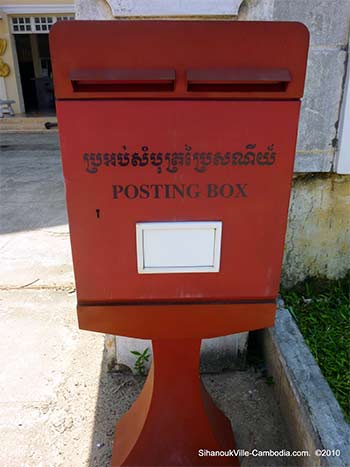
(0, 116, 58, 133)
(262, 302, 349, 466)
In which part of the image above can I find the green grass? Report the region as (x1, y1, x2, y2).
(281, 274, 350, 422)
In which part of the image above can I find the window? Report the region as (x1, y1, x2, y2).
(11, 17, 31, 33)
(34, 17, 53, 32)
(10, 15, 74, 34)
(56, 16, 74, 22)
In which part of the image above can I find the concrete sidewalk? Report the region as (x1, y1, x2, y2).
(0, 132, 295, 466)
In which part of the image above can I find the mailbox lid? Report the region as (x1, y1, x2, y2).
(57, 98, 300, 304)
(50, 20, 309, 101)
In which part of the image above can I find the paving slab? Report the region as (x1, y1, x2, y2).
(0, 132, 74, 288)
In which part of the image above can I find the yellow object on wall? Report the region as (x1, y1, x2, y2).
(0, 39, 10, 77)
(0, 59, 10, 77)
(0, 38, 7, 56)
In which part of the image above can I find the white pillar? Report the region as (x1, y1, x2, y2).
(0, 77, 8, 100)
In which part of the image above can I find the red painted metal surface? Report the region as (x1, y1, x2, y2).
(56, 99, 299, 307)
(77, 302, 276, 339)
(110, 339, 239, 466)
(49, 18, 309, 346)
(51, 21, 308, 100)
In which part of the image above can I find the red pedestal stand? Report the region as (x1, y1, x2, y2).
(111, 339, 239, 466)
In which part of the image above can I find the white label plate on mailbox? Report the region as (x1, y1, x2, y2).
(136, 221, 222, 274)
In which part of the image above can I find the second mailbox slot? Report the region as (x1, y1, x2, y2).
(186, 68, 292, 93)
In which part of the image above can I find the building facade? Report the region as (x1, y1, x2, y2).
(0, 0, 74, 115)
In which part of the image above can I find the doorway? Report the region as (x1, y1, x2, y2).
(14, 34, 55, 115)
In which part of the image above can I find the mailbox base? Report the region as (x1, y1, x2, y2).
(111, 339, 239, 466)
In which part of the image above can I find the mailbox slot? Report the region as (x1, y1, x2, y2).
(70, 68, 176, 92)
(186, 68, 291, 93)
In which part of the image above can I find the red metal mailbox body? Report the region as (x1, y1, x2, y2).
(51, 20, 308, 466)
(51, 20, 308, 340)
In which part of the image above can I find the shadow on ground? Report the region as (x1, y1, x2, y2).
(88, 337, 296, 467)
(88, 338, 144, 467)
(0, 132, 67, 234)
